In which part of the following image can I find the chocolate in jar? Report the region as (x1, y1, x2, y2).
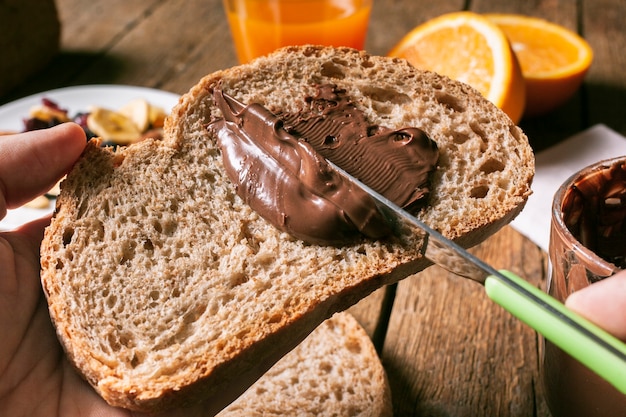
(561, 158, 626, 270)
(544, 157, 626, 417)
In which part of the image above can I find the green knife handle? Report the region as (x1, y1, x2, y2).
(485, 270, 626, 395)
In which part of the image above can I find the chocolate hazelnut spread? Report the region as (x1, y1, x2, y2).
(277, 84, 438, 211)
(561, 158, 626, 270)
(207, 85, 439, 245)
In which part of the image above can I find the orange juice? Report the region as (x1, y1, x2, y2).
(224, 0, 372, 63)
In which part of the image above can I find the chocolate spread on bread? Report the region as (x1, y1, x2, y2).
(208, 85, 439, 245)
(277, 84, 438, 211)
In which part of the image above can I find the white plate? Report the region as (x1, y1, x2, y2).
(0, 85, 180, 231)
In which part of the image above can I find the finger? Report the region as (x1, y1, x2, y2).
(0, 216, 52, 296)
(11, 215, 53, 257)
(566, 270, 626, 342)
(0, 123, 86, 216)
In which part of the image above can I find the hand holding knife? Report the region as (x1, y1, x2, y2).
(328, 160, 626, 395)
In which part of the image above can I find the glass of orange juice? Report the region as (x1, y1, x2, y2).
(222, 0, 373, 63)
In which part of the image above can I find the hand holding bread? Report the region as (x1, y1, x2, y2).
(0, 121, 392, 417)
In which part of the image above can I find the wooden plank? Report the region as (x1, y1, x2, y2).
(65, 0, 232, 92)
(0, 0, 164, 104)
(583, 0, 626, 135)
(155, 0, 239, 93)
(365, 0, 466, 56)
(382, 226, 551, 417)
(348, 286, 391, 347)
(57, 0, 165, 51)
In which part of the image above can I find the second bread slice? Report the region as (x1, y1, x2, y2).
(219, 312, 392, 417)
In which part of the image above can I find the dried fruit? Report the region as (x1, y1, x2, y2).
(87, 107, 142, 145)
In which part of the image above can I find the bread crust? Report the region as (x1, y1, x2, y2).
(40, 46, 533, 413)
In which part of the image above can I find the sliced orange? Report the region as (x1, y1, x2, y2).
(486, 14, 593, 117)
(388, 11, 526, 124)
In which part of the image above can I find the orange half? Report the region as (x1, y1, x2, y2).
(486, 14, 593, 117)
(388, 11, 526, 124)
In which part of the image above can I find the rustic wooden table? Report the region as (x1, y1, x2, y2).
(3, 0, 626, 415)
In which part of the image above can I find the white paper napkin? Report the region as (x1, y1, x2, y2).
(510, 124, 626, 252)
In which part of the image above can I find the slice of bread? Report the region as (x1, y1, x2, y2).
(40, 45, 534, 413)
(217, 312, 391, 417)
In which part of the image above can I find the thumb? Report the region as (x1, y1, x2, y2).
(0, 123, 86, 217)
(566, 269, 626, 342)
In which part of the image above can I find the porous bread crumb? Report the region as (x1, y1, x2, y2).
(40, 45, 533, 413)
(218, 312, 392, 417)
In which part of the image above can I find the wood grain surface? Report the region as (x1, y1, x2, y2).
(2, 0, 625, 415)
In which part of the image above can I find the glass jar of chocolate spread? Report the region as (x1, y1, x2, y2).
(544, 156, 626, 417)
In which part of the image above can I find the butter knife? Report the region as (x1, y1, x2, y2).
(328, 161, 626, 394)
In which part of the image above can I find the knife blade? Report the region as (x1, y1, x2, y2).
(328, 160, 626, 394)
